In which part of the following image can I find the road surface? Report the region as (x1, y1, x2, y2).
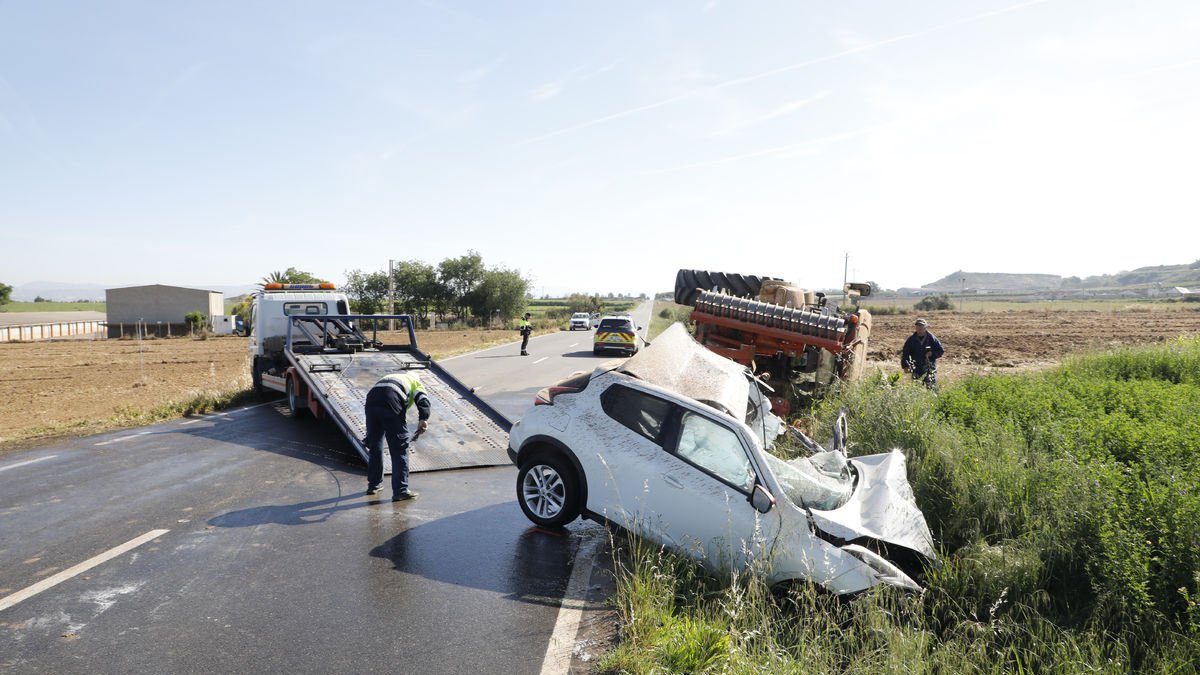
(0, 302, 652, 674)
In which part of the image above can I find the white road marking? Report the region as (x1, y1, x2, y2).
(569, 343, 578, 348)
(0, 455, 57, 473)
(179, 418, 204, 425)
(95, 431, 152, 447)
(0, 529, 170, 612)
(539, 533, 604, 675)
(533, 357, 548, 365)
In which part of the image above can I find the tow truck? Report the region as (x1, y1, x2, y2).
(249, 283, 512, 474)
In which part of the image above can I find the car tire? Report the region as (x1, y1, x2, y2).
(593, 347, 602, 356)
(517, 453, 581, 528)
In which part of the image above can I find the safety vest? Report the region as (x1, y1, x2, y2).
(374, 373, 425, 410)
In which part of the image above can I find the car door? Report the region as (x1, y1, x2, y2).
(587, 382, 779, 572)
(646, 408, 781, 573)
(579, 382, 678, 531)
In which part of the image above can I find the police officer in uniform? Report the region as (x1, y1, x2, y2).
(365, 371, 431, 501)
(519, 312, 533, 356)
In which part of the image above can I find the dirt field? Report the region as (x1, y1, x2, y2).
(3, 309, 1200, 448)
(0, 329, 526, 447)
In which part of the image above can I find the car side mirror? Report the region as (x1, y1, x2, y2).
(751, 484, 775, 514)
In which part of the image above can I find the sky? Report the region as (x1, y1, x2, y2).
(2, 0, 1198, 298)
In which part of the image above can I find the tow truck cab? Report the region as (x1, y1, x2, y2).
(249, 283, 351, 395)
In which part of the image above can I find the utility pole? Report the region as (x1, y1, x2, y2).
(388, 259, 395, 331)
(960, 276, 966, 313)
(843, 252, 849, 302)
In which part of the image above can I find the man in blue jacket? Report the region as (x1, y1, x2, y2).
(901, 318, 945, 389)
(365, 371, 432, 501)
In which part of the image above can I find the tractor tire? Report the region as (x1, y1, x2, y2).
(674, 269, 780, 307)
(838, 309, 872, 382)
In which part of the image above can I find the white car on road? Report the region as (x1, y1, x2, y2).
(506, 323, 936, 595)
(569, 312, 592, 331)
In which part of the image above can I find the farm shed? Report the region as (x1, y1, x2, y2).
(105, 284, 224, 338)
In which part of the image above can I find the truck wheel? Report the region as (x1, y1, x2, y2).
(252, 357, 264, 397)
(674, 269, 778, 307)
(287, 376, 309, 419)
(517, 453, 580, 528)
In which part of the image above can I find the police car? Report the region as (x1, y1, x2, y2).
(593, 315, 640, 356)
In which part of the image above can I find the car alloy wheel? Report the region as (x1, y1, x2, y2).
(517, 454, 580, 527)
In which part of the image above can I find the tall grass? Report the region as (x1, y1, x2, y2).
(600, 337, 1200, 673)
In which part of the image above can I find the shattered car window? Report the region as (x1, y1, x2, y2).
(601, 384, 672, 445)
(763, 451, 854, 512)
(675, 412, 756, 493)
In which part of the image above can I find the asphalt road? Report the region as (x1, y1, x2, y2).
(0, 302, 652, 674)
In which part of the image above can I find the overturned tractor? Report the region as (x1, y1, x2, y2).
(674, 269, 873, 415)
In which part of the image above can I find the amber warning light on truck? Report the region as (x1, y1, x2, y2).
(263, 283, 337, 290)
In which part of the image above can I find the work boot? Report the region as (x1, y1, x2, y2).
(392, 490, 419, 502)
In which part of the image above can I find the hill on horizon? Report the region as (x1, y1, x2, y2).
(924, 260, 1200, 293)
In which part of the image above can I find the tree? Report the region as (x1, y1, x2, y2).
(343, 269, 391, 315)
(0, 282, 13, 305)
(466, 268, 529, 322)
(392, 260, 441, 323)
(437, 251, 485, 319)
(260, 268, 328, 288)
(565, 293, 603, 314)
(184, 311, 207, 334)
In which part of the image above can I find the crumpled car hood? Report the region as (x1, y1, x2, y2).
(808, 450, 937, 560)
(618, 322, 749, 418)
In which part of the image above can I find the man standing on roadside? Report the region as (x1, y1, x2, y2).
(901, 318, 945, 389)
(518, 312, 533, 356)
(365, 371, 431, 501)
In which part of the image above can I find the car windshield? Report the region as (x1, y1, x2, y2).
(763, 452, 854, 511)
(572, 313, 589, 319)
(599, 319, 632, 330)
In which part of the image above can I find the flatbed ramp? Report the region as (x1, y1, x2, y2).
(293, 349, 512, 473)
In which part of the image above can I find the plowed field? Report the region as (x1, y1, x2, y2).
(3, 309, 1200, 448)
(0, 329, 525, 448)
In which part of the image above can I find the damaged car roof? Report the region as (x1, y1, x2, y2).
(617, 322, 750, 418)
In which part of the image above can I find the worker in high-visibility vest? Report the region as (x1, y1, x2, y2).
(364, 371, 431, 501)
(518, 312, 533, 356)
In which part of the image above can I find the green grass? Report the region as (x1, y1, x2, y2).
(599, 337, 1200, 674)
(1, 301, 105, 312)
(648, 300, 691, 340)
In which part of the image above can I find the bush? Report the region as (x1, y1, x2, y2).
(184, 311, 207, 333)
(914, 294, 954, 311)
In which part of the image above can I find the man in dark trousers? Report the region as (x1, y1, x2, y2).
(901, 318, 945, 389)
(364, 371, 431, 501)
(518, 312, 532, 356)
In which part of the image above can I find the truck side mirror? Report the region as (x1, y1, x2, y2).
(751, 484, 775, 514)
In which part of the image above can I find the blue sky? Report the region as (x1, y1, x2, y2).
(2, 0, 1197, 297)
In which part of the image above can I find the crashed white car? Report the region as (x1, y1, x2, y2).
(507, 323, 936, 595)
(569, 312, 592, 331)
